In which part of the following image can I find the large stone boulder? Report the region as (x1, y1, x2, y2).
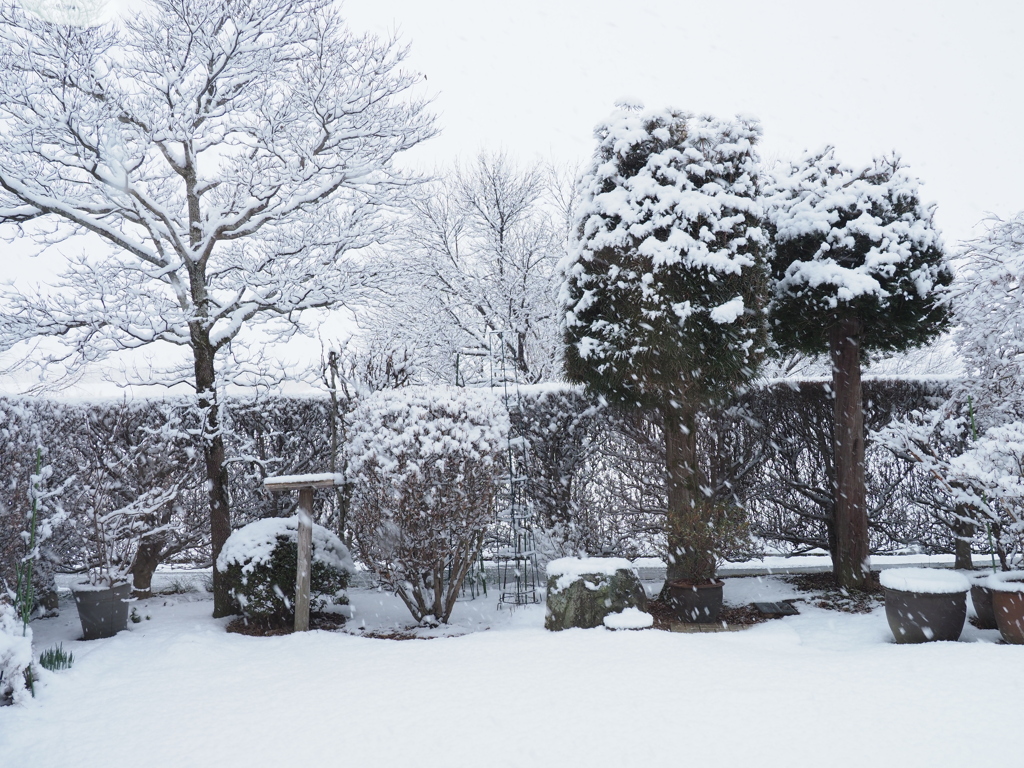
(544, 557, 647, 631)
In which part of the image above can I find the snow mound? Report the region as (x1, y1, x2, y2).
(216, 516, 354, 577)
(603, 607, 654, 630)
(879, 567, 969, 594)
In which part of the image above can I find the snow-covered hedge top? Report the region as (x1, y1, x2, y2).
(345, 386, 509, 486)
(216, 516, 354, 576)
(264, 472, 344, 488)
(879, 567, 969, 594)
(984, 572, 1024, 593)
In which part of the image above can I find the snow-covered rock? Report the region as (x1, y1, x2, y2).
(545, 557, 646, 631)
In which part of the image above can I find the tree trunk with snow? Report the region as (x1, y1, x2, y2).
(830, 316, 869, 589)
(663, 403, 714, 585)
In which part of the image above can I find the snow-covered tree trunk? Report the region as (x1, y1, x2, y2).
(663, 403, 711, 583)
(830, 315, 869, 585)
(769, 148, 951, 588)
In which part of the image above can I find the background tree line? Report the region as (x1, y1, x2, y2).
(7, 375, 1009, 613)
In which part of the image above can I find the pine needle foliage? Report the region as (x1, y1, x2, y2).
(561, 105, 769, 411)
(768, 148, 952, 355)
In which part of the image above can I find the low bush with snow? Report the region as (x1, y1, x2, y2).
(346, 386, 508, 625)
(0, 598, 33, 706)
(216, 516, 353, 628)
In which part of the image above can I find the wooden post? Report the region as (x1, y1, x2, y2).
(263, 474, 341, 634)
(295, 487, 314, 633)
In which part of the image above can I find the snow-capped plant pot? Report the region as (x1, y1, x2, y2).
(880, 568, 969, 644)
(986, 572, 1024, 645)
(968, 572, 998, 630)
(665, 580, 724, 624)
(544, 558, 646, 631)
(72, 581, 132, 641)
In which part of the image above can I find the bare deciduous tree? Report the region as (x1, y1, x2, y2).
(0, 0, 435, 615)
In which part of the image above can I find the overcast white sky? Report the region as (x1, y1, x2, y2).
(343, 0, 1024, 245)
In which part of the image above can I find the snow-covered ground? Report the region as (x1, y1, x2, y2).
(3, 574, 1022, 768)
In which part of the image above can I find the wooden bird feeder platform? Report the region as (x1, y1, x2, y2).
(262, 473, 343, 632)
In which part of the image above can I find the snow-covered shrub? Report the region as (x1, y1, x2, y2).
(216, 516, 353, 628)
(0, 400, 68, 617)
(875, 214, 1024, 567)
(346, 386, 508, 624)
(0, 597, 33, 706)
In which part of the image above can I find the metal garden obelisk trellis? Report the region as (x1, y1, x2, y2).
(488, 330, 541, 608)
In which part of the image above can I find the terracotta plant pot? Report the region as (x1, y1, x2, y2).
(880, 568, 969, 644)
(72, 582, 132, 641)
(986, 572, 1024, 645)
(665, 580, 724, 623)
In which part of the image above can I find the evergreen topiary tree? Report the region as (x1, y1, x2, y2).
(768, 147, 952, 588)
(561, 104, 768, 587)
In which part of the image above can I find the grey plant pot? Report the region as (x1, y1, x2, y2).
(884, 587, 967, 644)
(666, 581, 724, 624)
(72, 582, 132, 641)
(970, 583, 997, 629)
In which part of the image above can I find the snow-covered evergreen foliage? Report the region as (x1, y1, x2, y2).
(0, 401, 66, 618)
(768, 147, 951, 354)
(346, 387, 508, 624)
(217, 516, 353, 627)
(561, 105, 768, 407)
(561, 103, 768, 585)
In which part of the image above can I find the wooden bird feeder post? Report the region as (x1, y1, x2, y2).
(262, 474, 343, 632)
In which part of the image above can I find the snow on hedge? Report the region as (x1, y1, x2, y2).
(879, 567, 969, 594)
(346, 386, 508, 487)
(547, 557, 636, 579)
(216, 516, 354, 577)
(0, 600, 32, 706)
